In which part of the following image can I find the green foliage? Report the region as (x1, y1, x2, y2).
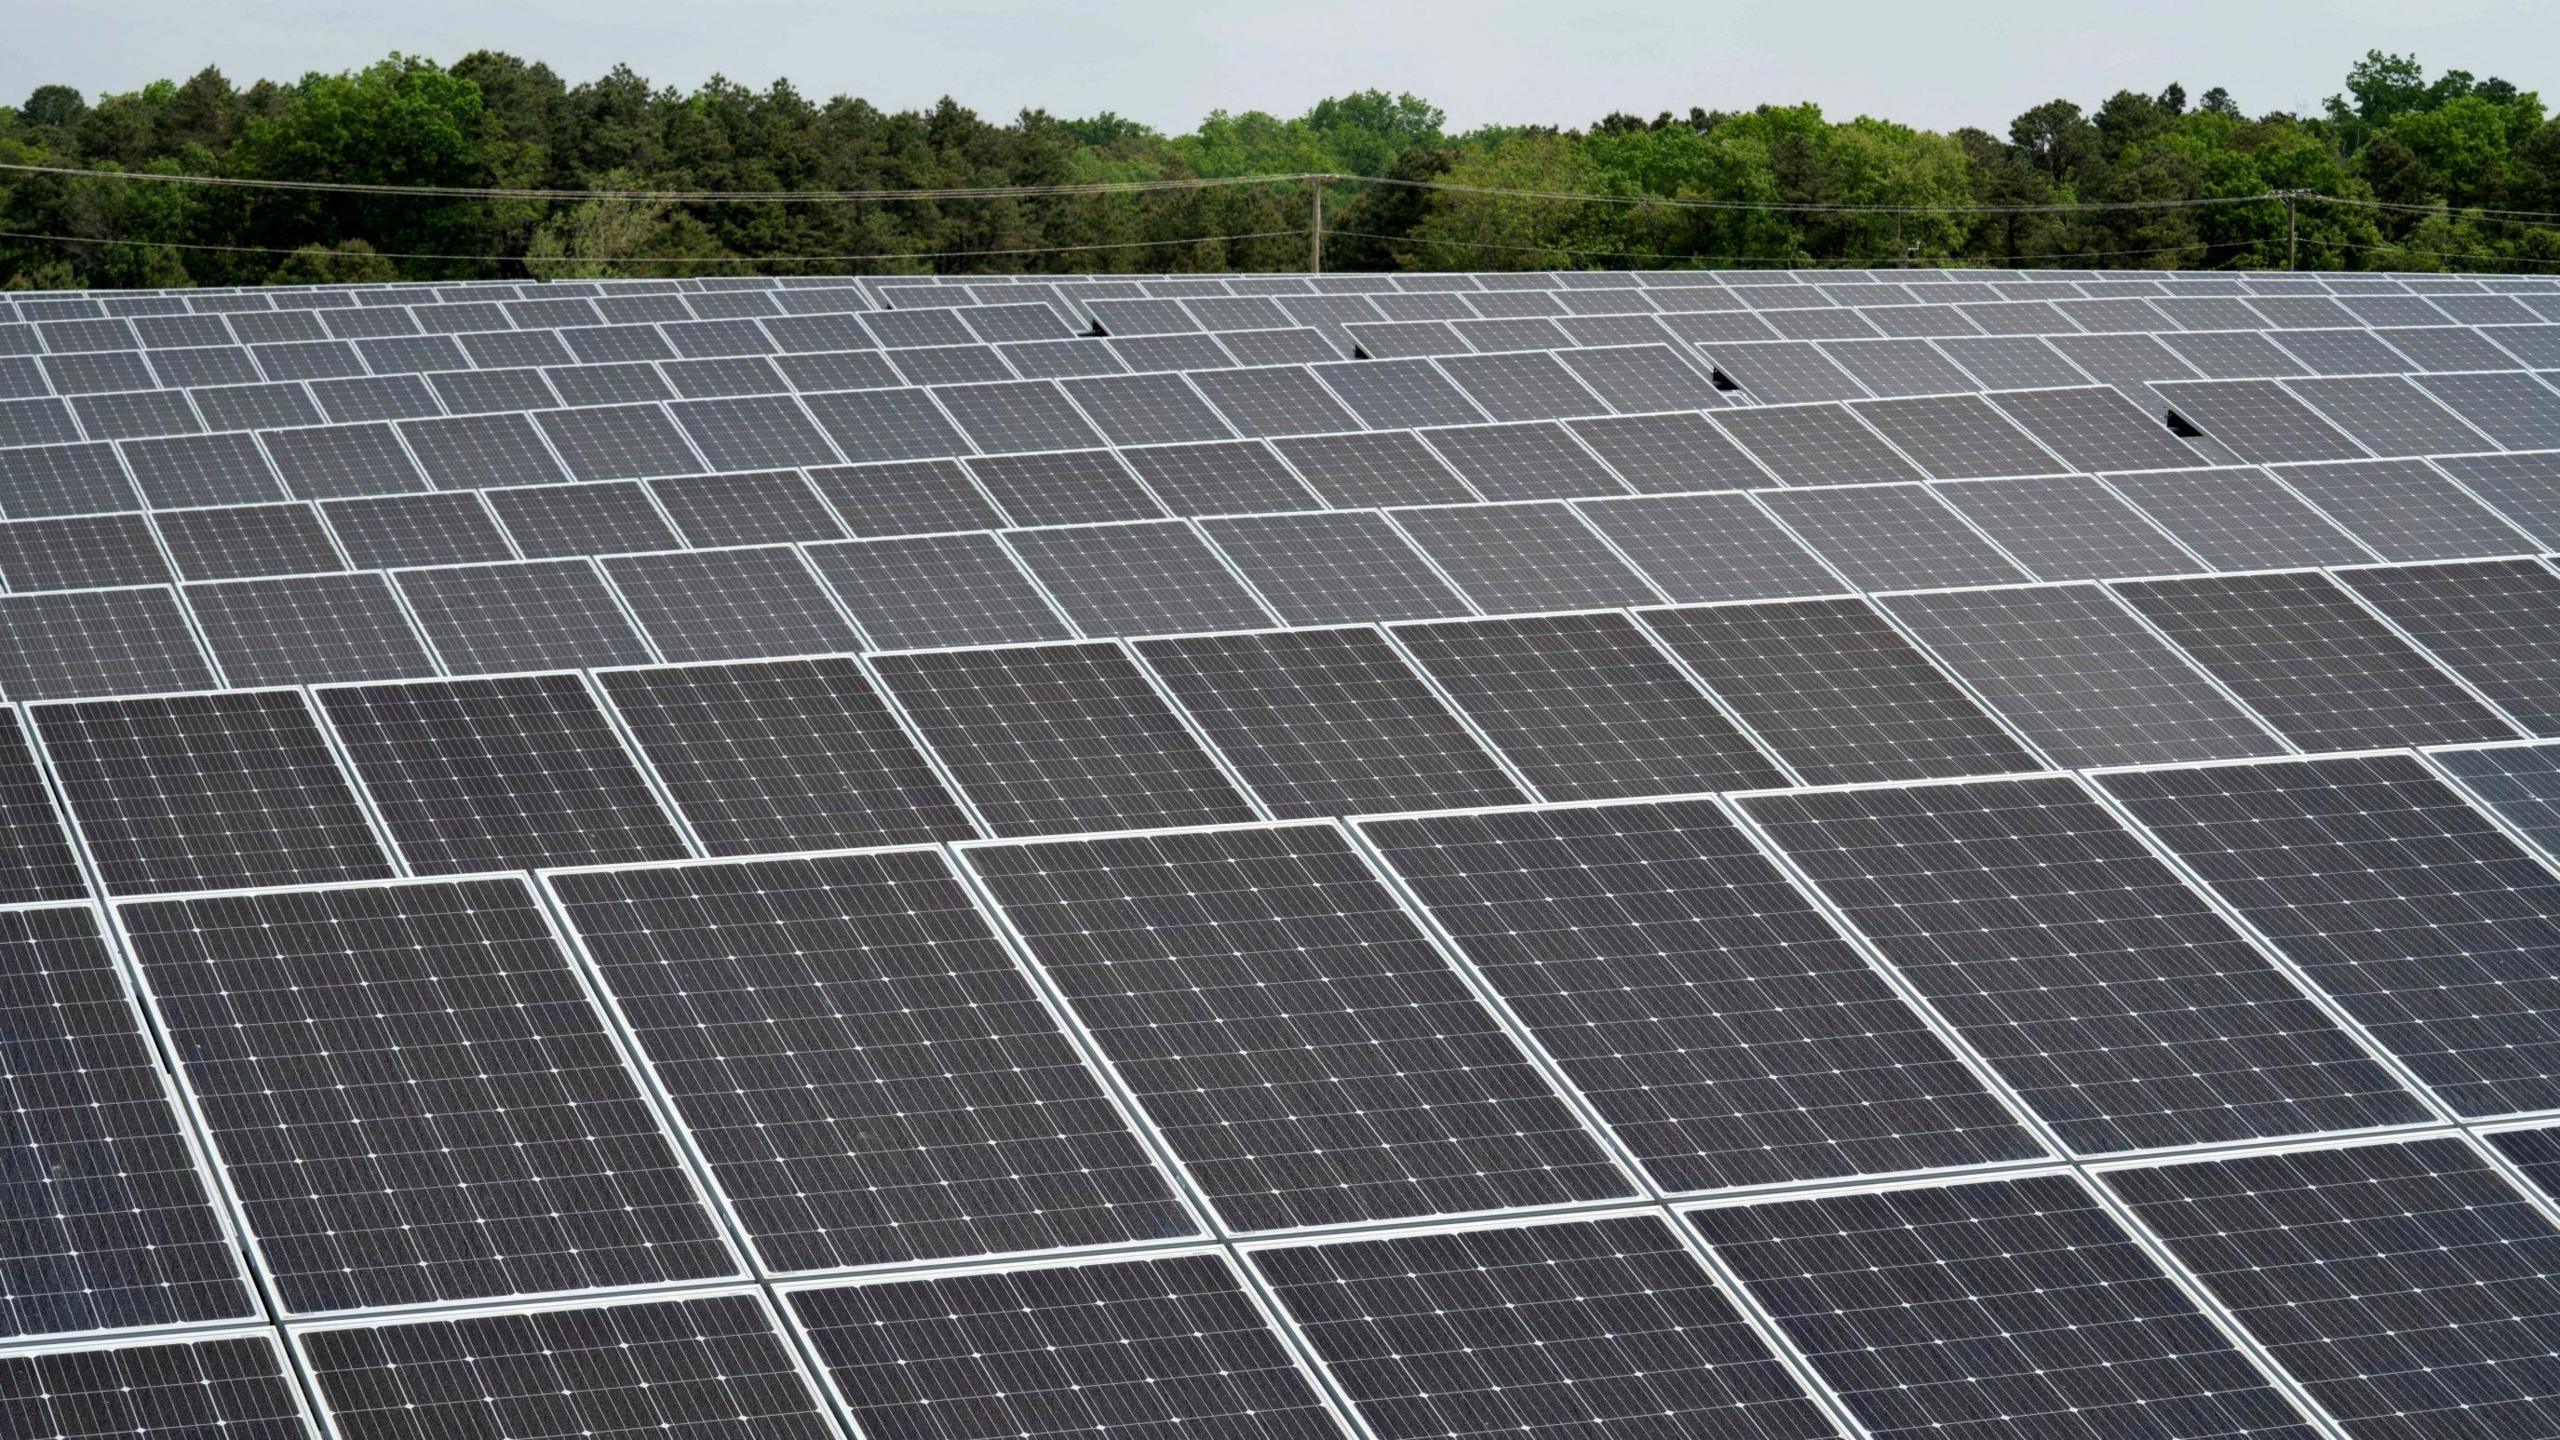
(0, 50, 2554, 288)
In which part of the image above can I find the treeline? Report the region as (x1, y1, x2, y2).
(1, 50, 2555, 288)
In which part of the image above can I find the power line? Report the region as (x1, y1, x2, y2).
(0, 161, 1306, 202)
(23, 158, 2556, 223)
(0, 226, 1305, 266)
(1332, 228, 2221, 267)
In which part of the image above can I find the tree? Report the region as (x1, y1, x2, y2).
(18, 85, 84, 128)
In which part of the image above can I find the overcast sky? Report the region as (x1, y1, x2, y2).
(6, 0, 2541, 133)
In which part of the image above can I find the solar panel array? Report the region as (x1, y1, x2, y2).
(16, 260, 2560, 1438)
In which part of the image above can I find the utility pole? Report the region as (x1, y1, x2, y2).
(2271, 188, 2313, 271)
(1306, 174, 1334, 275)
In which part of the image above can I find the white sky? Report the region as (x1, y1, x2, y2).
(6, 0, 2542, 133)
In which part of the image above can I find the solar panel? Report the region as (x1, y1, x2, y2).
(1845, 393, 2061, 479)
(887, 343, 1015, 386)
(959, 823, 1635, 1229)
(806, 457, 1006, 536)
(2098, 752, 2560, 1121)
(2321, 559, 2560, 733)
(1119, 438, 1318, 514)
(1003, 520, 1278, 637)
(1196, 510, 1473, 625)
(1413, 421, 1625, 501)
(1700, 339, 1870, 403)
(2279, 374, 2494, 458)
(784, 1252, 1342, 1440)
(1133, 626, 1526, 817)
(1757, 484, 2032, 590)
(2157, 328, 2309, 378)
(396, 412, 570, 489)
(1880, 583, 2284, 767)
(2270, 458, 2537, 562)
(2101, 466, 2381, 568)
(591, 656, 967, 852)
(0, 1333, 315, 1440)
(1390, 611, 1788, 801)
(485, 480, 683, 558)
(1987, 385, 2206, 470)
(1249, 1213, 1839, 1440)
(804, 531, 1073, 649)
(1644, 596, 2039, 782)
(1434, 350, 1608, 420)
(1184, 365, 1366, 438)
(314, 673, 694, 872)
(1738, 774, 2431, 1153)
(0, 903, 259, 1339)
(964, 449, 1166, 526)
(549, 360, 679, 406)
(309, 373, 440, 424)
(545, 850, 1194, 1270)
(933, 380, 1106, 453)
(2103, 1136, 2560, 1440)
(117, 877, 739, 1314)
(0, 586, 218, 700)
(0, 443, 138, 517)
(2414, 370, 2560, 449)
(392, 558, 656, 673)
(1269, 430, 1476, 507)
(319, 491, 514, 569)
(120, 432, 286, 508)
(0, 512, 170, 591)
(150, 502, 345, 582)
(293, 1292, 832, 1440)
(1689, 1173, 2322, 1440)
(1310, 357, 1487, 428)
(2429, 739, 2560, 860)
(1564, 410, 1770, 491)
(596, 546, 863, 663)
(1570, 491, 1843, 603)
(646, 470, 845, 546)
(1058, 372, 1236, 445)
(1937, 334, 2093, 388)
(180, 572, 442, 686)
(532, 404, 706, 480)
(1928, 474, 2205, 580)
(870, 641, 1259, 837)
(1710, 404, 1927, 486)
(1358, 797, 2043, 1190)
(32, 689, 394, 896)
(1820, 336, 1983, 396)
(2113, 571, 2519, 750)
(1388, 501, 1661, 614)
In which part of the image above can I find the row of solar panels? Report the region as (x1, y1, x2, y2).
(31, 1122, 2560, 1440)
(11, 281, 2560, 400)
(17, 750, 2560, 1436)
(17, 259, 2560, 318)
(3, 551, 2558, 895)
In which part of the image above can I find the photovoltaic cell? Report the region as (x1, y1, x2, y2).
(2430, 452, 2560, 549)
(319, 491, 515, 569)
(1311, 357, 1487, 429)
(786, 1253, 1340, 1440)
(872, 641, 1257, 836)
(546, 851, 1193, 1270)
(1270, 431, 1476, 508)
(2096, 752, 2560, 1117)
(1645, 597, 2037, 782)
(1135, 627, 1527, 817)
(1392, 611, 1788, 801)
(1251, 1215, 1838, 1440)
(1690, 1174, 2321, 1440)
(0, 513, 170, 591)
(294, 1293, 831, 1440)
(806, 458, 1006, 536)
(964, 450, 1166, 527)
(484, 481, 682, 559)
(1739, 775, 2431, 1154)
(533, 404, 706, 481)
(1565, 411, 1771, 491)
(2113, 571, 2519, 751)
(1058, 372, 1235, 446)
(1988, 385, 2206, 471)
(396, 413, 569, 490)
(118, 878, 738, 1315)
(1359, 798, 2044, 1191)
(150, 502, 345, 582)
(1415, 421, 1625, 502)
(646, 470, 845, 546)
(1881, 583, 2282, 767)
(1571, 491, 1843, 603)
(315, 674, 694, 873)
(961, 823, 1634, 1229)
(1119, 439, 1317, 515)
(1849, 393, 2063, 478)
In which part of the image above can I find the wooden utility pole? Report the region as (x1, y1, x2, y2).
(2271, 188, 2312, 270)
(1306, 174, 1334, 274)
